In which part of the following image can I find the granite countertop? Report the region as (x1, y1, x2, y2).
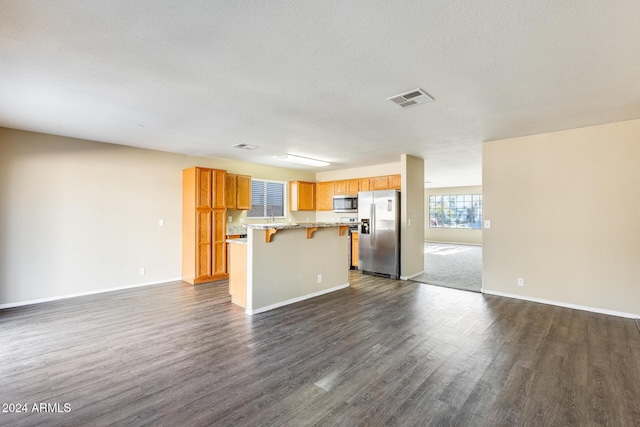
(226, 224, 247, 235)
(246, 222, 355, 230)
(226, 238, 247, 245)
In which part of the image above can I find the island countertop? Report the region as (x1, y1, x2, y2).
(246, 221, 356, 230)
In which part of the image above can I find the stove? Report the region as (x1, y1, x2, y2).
(340, 217, 359, 269)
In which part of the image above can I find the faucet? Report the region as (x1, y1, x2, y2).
(270, 214, 274, 222)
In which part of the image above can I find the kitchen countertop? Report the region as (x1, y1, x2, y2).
(227, 224, 247, 235)
(226, 238, 247, 245)
(246, 221, 355, 230)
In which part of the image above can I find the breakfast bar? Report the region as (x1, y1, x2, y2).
(227, 222, 351, 315)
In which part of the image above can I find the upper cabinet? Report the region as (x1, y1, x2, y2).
(213, 169, 226, 209)
(370, 175, 389, 190)
(224, 173, 236, 209)
(236, 175, 251, 210)
(289, 181, 315, 211)
(316, 181, 335, 211)
(388, 174, 401, 190)
(335, 179, 359, 195)
(291, 173, 400, 213)
(225, 173, 251, 210)
(347, 179, 359, 195)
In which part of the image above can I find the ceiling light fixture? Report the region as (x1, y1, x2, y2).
(275, 154, 330, 167)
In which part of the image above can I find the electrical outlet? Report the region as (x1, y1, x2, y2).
(158, 219, 164, 226)
(317, 274, 322, 283)
(518, 278, 524, 287)
(228, 215, 232, 223)
(140, 268, 145, 276)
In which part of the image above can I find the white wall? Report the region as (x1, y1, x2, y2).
(425, 186, 483, 245)
(483, 119, 640, 317)
(400, 154, 425, 279)
(247, 227, 349, 313)
(0, 127, 315, 306)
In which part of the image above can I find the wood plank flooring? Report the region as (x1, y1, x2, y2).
(1, 272, 639, 426)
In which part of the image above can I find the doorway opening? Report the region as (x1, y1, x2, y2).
(410, 242, 482, 293)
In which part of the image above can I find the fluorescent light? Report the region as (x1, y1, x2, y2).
(275, 154, 330, 167)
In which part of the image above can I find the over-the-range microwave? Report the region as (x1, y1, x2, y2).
(333, 195, 358, 213)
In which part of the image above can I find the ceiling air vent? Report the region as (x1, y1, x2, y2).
(232, 143, 260, 150)
(387, 88, 434, 108)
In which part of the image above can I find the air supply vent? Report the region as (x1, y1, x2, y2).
(387, 88, 434, 108)
(232, 143, 260, 150)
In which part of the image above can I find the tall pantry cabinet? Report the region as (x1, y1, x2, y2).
(182, 167, 228, 284)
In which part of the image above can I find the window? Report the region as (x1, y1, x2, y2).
(247, 179, 286, 218)
(429, 194, 482, 229)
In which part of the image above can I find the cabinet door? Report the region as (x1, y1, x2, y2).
(290, 181, 316, 211)
(225, 173, 237, 209)
(298, 181, 315, 210)
(359, 178, 370, 192)
(196, 168, 212, 209)
(212, 209, 226, 277)
(236, 175, 251, 210)
(347, 179, 359, 195)
(334, 180, 346, 195)
(196, 210, 212, 280)
(213, 169, 226, 209)
(388, 174, 401, 190)
(370, 176, 389, 190)
(316, 181, 335, 211)
(351, 232, 359, 267)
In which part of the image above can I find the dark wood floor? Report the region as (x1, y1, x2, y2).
(1, 272, 639, 426)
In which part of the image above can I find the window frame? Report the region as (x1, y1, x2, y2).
(428, 194, 482, 229)
(246, 178, 287, 219)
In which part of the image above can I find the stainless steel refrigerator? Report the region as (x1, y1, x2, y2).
(358, 190, 400, 279)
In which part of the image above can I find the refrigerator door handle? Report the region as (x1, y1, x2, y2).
(370, 203, 375, 247)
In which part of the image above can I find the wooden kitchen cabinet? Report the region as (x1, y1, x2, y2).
(214, 169, 226, 209)
(388, 174, 401, 190)
(370, 175, 389, 190)
(225, 173, 236, 208)
(183, 166, 228, 284)
(346, 179, 359, 195)
(236, 175, 251, 210)
(334, 179, 358, 195)
(225, 173, 251, 210)
(316, 181, 335, 211)
(289, 181, 316, 211)
(351, 231, 359, 268)
(359, 178, 370, 192)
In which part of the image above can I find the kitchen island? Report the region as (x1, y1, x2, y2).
(227, 222, 351, 315)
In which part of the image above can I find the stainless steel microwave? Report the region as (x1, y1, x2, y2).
(333, 195, 358, 213)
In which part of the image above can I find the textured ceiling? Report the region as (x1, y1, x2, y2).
(2, 1, 640, 187)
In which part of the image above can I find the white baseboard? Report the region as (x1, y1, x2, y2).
(482, 289, 640, 320)
(0, 278, 182, 310)
(400, 271, 425, 281)
(246, 283, 350, 315)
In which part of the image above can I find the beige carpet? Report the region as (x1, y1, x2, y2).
(411, 242, 482, 293)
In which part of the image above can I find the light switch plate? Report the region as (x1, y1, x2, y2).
(484, 220, 491, 229)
